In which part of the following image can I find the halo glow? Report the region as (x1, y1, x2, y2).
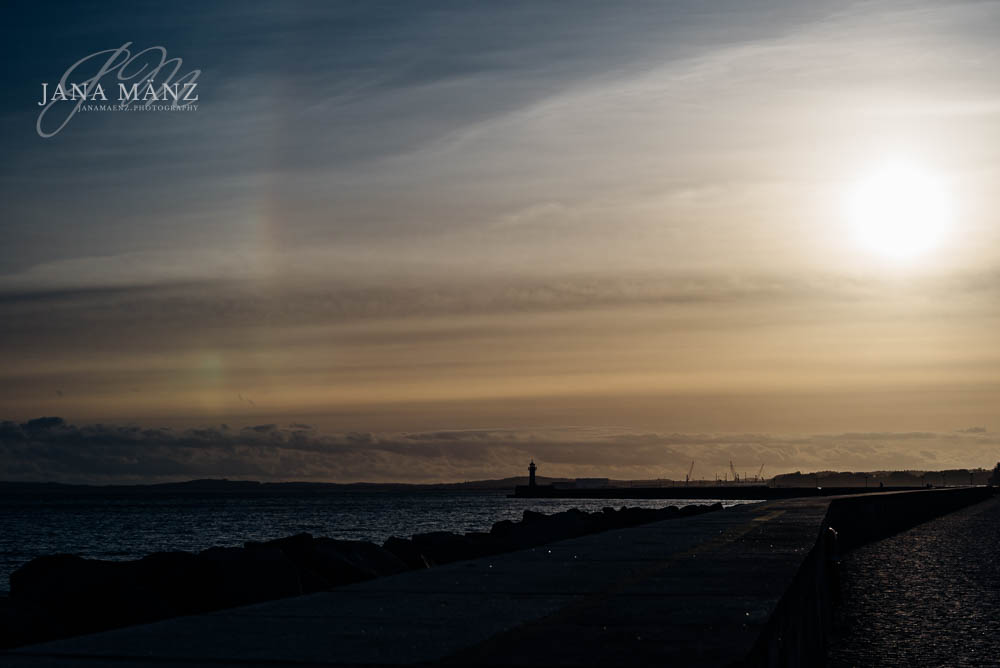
(846, 160, 952, 261)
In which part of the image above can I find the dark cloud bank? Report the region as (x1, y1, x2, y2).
(0, 417, 995, 485)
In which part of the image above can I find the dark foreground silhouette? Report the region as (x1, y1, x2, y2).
(0, 502, 720, 648)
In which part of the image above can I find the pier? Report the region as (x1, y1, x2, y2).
(510, 483, 925, 500)
(3, 487, 992, 667)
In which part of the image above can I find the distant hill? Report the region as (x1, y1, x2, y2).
(0, 476, 574, 495)
(0, 468, 991, 494)
(771, 468, 991, 488)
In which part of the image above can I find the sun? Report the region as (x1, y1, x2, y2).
(845, 159, 953, 261)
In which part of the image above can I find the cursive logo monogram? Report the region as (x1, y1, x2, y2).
(36, 42, 201, 138)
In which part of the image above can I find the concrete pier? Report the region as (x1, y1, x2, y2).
(3, 487, 992, 667)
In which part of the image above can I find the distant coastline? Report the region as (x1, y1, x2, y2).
(0, 477, 558, 495)
(0, 467, 992, 495)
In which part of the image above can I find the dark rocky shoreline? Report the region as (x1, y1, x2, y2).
(0, 502, 721, 649)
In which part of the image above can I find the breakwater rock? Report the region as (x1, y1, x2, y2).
(1, 503, 720, 648)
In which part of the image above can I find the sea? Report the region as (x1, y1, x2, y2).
(0, 489, 755, 593)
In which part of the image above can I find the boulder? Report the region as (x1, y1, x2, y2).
(410, 532, 482, 565)
(462, 532, 506, 557)
(245, 533, 329, 593)
(313, 538, 408, 585)
(11, 554, 124, 609)
(10, 554, 170, 640)
(654, 506, 680, 521)
(679, 503, 709, 516)
(131, 551, 207, 618)
(489, 519, 517, 538)
(546, 509, 590, 538)
(383, 536, 434, 570)
(198, 545, 303, 608)
(0, 592, 37, 649)
(494, 519, 555, 551)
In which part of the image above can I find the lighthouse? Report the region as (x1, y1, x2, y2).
(528, 460, 537, 488)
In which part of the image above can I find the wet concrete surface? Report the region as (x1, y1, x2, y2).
(828, 495, 1000, 668)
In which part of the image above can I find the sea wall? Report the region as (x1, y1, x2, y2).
(744, 486, 995, 668)
(512, 484, 925, 500)
(823, 486, 995, 551)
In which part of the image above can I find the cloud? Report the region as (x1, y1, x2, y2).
(2, 418, 997, 485)
(244, 424, 276, 433)
(2, 268, 992, 338)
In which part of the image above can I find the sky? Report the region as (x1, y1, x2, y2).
(2, 0, 999, 483)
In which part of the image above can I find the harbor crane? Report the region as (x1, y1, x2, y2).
(685, 461, 694, 486)
(756, 464, 765, 482)
(730, 460, 739, 484)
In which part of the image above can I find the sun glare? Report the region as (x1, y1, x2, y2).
(846, 159, 952, 262)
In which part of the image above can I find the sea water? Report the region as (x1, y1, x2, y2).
(0, 489, 756, 592)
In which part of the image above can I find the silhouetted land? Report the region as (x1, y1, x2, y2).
(0, 476, 569, 495)
(0, 478, 555, 495)
(0, 467, 990, 495)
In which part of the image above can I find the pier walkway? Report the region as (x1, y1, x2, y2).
(3, 488, 991, 667)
